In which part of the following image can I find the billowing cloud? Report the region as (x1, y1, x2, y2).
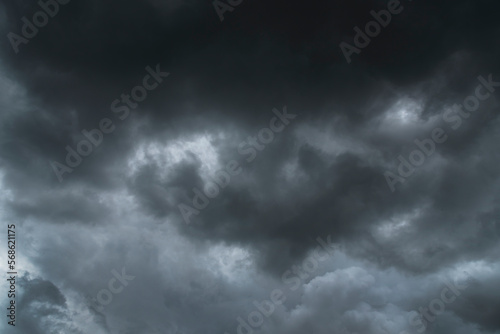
(0, 0, 499, 333)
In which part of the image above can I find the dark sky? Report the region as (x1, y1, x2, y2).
(0, 0, 499, 333)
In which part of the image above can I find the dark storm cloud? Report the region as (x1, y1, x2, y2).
(0, 0, 500, 333)
(12, 275, 78, 334)
(2, 0, 499, 255)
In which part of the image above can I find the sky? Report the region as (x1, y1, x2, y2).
(0, 0, 499, 333)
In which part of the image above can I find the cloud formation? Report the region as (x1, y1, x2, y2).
(0, 0, 499, 333)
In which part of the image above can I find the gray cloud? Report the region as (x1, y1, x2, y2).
(0, 0, 499, 333)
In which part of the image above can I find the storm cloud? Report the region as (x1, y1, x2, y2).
(0, 0, 499, 333)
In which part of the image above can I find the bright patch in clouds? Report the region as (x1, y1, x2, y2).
(383, 97, 424, 125)
(127, 133, 221, 181)
(206, 244, 253, 282)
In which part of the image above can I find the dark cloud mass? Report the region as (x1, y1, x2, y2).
(0, 0, 499, 333)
